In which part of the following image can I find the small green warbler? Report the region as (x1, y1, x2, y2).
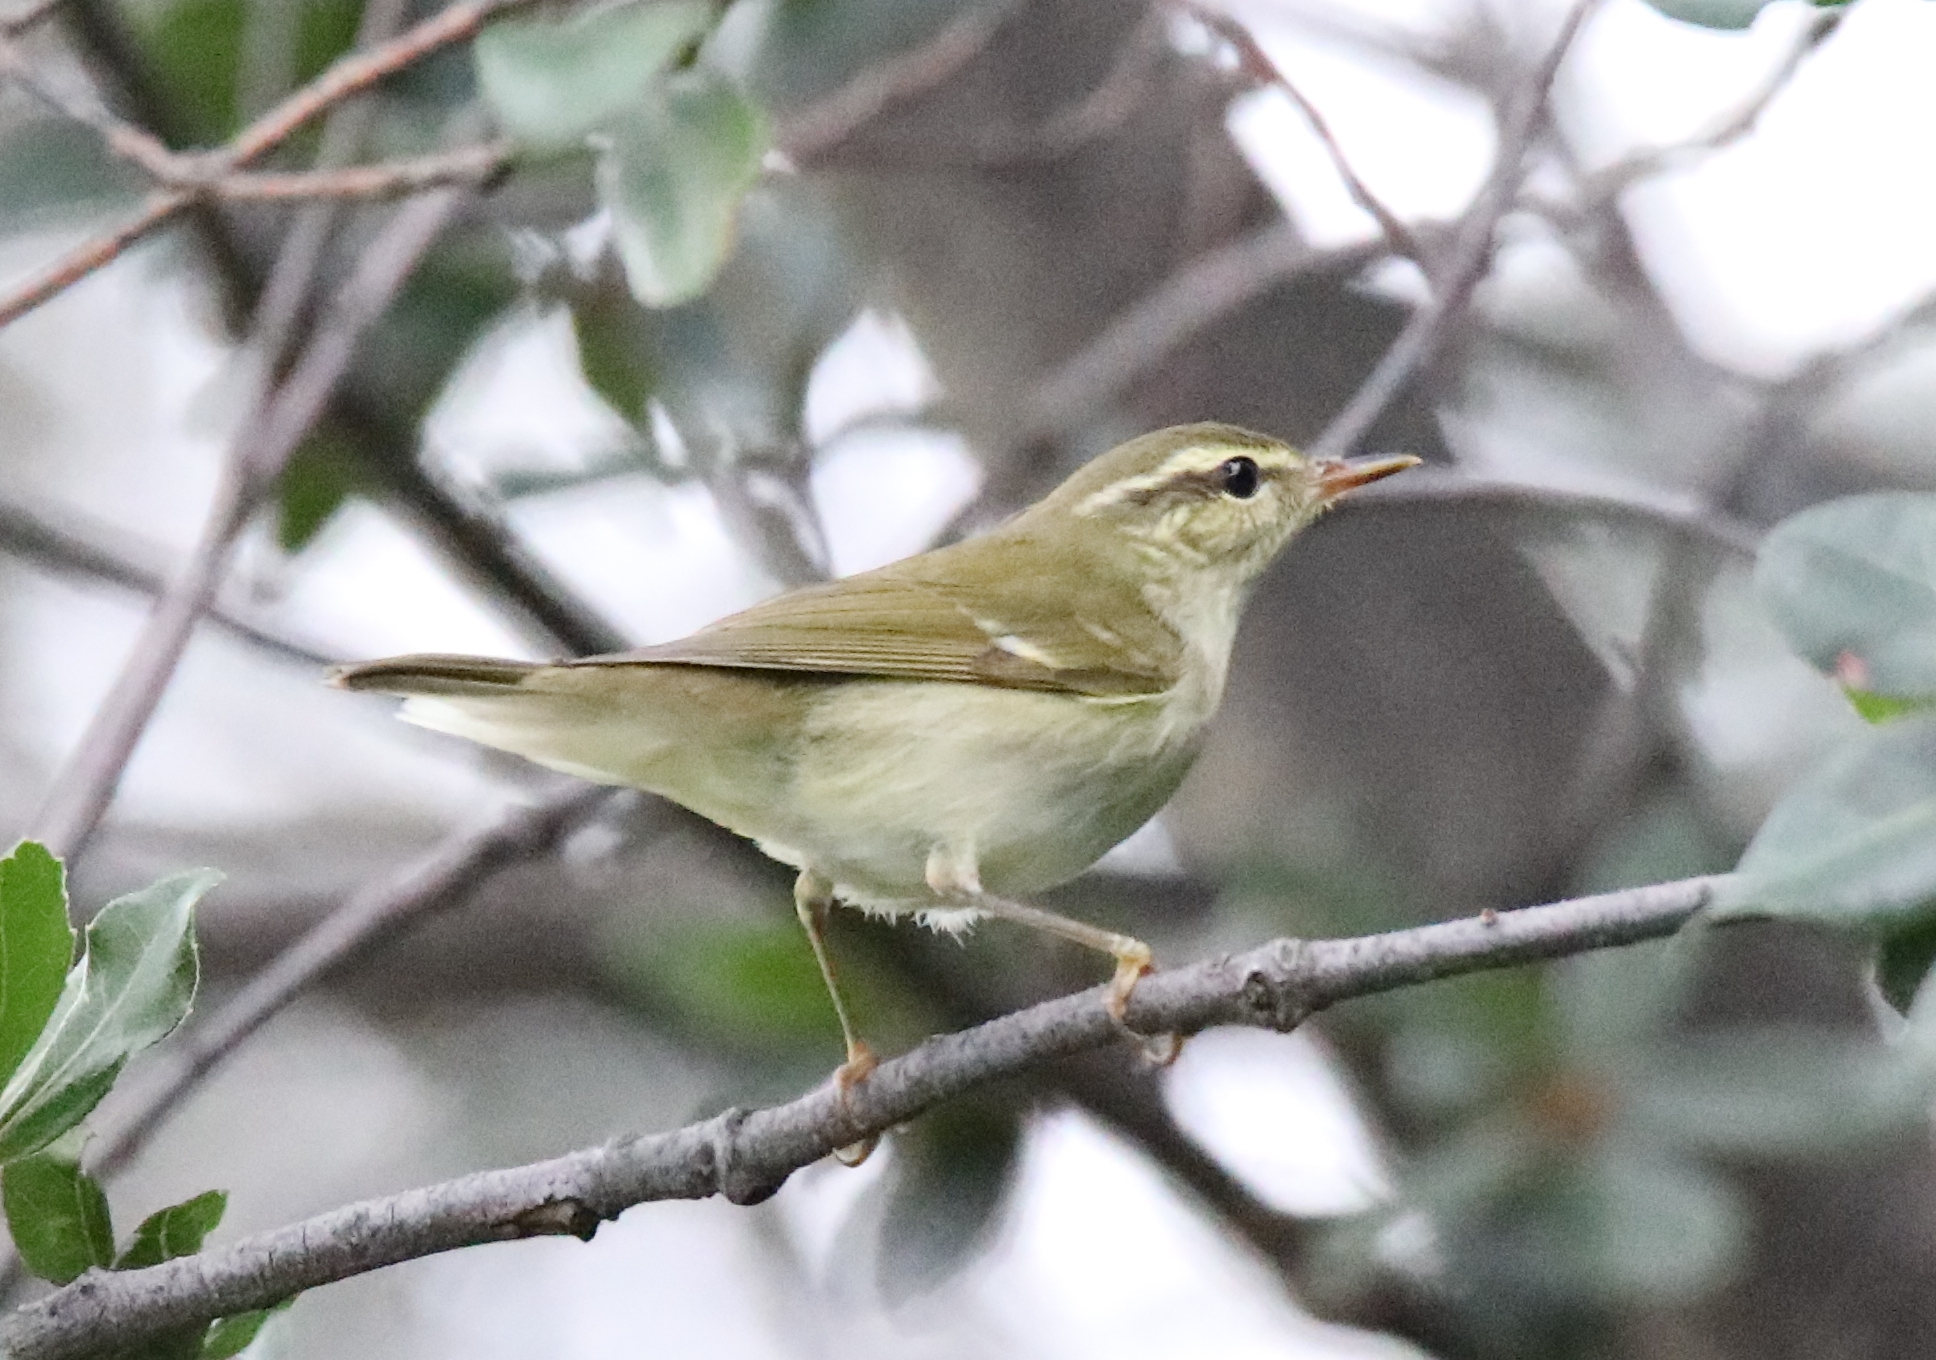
(333, 423, 1416, 1087)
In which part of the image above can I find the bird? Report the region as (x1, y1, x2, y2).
(331, 423, 1417, 1100)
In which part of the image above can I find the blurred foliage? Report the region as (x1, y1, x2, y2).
(275, 427, 362, 553)
(474, 0, 714, 153)
(1720, 494, 1936, 1009)
(1640, 0, 1778, 29)
(1756, 493, 1936, 703)
(0, 118, 140, 231)
(477, 0, 768, 308)
(875, 1094, 1021, 1302)
(599, 69, 767, 308)
(121, 0, 362, 146)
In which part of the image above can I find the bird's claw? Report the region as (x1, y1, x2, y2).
(1106, 948, 1183, 1065)
(831, 1041, 879, 1167)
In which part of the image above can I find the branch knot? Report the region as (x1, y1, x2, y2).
(1241, 938, 1310, 1032)
(707, 1107, 781, 1206)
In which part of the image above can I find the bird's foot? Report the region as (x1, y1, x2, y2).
(1106, 947, 1184, 1066)
(831, 1040, 880, 1167)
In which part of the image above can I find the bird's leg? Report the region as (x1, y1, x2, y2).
(924, 849, 1179, 1063)
(794, 870, 878, 1165)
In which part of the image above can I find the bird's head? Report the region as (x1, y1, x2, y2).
(1033, 422, 1419, 586)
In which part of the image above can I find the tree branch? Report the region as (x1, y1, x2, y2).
(1307, 0, 1599, 462)
(0, 0, 537, 328)
(1020, 228, 1389, 441)
(777, 0, 1019, 164)
(0, 0, 66, 37)
(0, 496, 332, 667)
(1181, 1, 1420, 262)
(88, 784, 612, 1182)
(1343, 468, 1762, 557)
(28, 187, 468, 863)
(3, 873, 1720, 1360)
(1572, 7, 1838, 210)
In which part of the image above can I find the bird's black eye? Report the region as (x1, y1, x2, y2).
(1218, 456, 1260, 499)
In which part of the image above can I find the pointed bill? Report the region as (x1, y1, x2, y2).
(1315, 453, 1422, 500)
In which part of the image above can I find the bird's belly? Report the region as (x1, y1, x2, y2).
(773, 679, 1205, 906)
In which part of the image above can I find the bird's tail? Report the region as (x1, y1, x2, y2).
(327, 653, 542, 697)
(330, 651, 796, 812)
(330, 651, 638, 784)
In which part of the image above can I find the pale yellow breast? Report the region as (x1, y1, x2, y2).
(773, 676, 1212, 904)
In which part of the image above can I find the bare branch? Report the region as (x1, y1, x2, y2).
(0, 0, 68, 39)
(1575, 7, 1838, 209)
(0, 37, 180, 179)
(0, 496, 332, 667)
(1021, 227, 1389, 440)
(1181, 2, 1421, 261)
(28, 188, 468, 863)
(3, 873, 1720, 1360)
(196, 142, 513, 202)
(777, 0, 1018, 163)
(0, 0, 538, 328)
(89, 784, 612, 1182)
(1308, 0, 1600, 463)
(0, 194, 183, 327)
(1344, 468, 1762, 557)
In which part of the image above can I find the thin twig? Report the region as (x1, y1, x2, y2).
(0, 36, 181, 178)
(198, 142, 513, 202)
(28, 188, 469, 863)
(88, 784, 611, 1181)
(1575, 7, 1838, 209)
(1021, 227, 1389, 441)
(0, 0, 67, 38)
(778, 0, 1018, 163)
(1181, 2, 1420, 262)
(3, 873, 1721, 1360)
(0, 497, 332, 667)
(1307, 0, 1600, 463)
(1344, 469, 1761, 557)
(0, 0, 539, 329)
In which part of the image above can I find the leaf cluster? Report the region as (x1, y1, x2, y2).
(0, 845, 282, 1357)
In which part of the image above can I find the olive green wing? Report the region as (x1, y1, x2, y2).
(570, 532, 1184, 698)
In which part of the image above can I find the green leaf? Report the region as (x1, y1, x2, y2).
(715, 0, 965, 112)
(115, 1189, 227, 1270)
(275, 430, 360, 553)
(123, 1328, 207, 1360)
(615, 919, 846, 1053)
(127, 0, 245, 145)
(350, 240, 521, 422)
(2, 1151, 113, 1284)
(1876, 915, 1936, 1016)
(475, 0, 715, 151)
(200, 1299, 295, 1359)
(1846, 688, 1936, 724)
(876, 1099, 1020, 1302)
(1714, 715, 1936, 928)
(0, 869, 216, 1163)
(1757, 493, 1936, 698)
(598, 69, 768, 308)
(0, 842, 75, 1086)
(1641, 0, 1776, 28)
(570, 288, 659, 423)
